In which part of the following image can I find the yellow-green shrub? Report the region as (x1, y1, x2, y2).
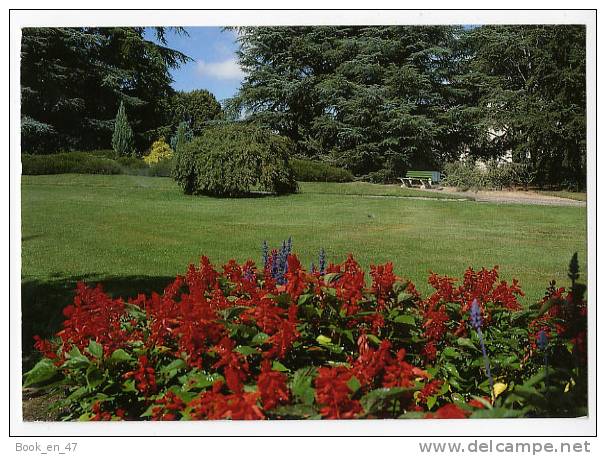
(143, 137, 173, 165)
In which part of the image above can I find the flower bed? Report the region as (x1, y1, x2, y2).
(25, 246, 587, 420)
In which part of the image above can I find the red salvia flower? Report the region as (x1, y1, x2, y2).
(265, 304, 299, 359)
(123, 355, 157, 396)
(370, 262, 397, 310)
(425, 403, 469, 419)
(33, 335, 58, 360)
(417, 380, 443, 405)
(257, 360, 289, 410)
(90, 401, 112, 421)
(151, 391, 186, 421)
(285, 255, 308, 302)
(383, 349, 428, 388)
(315, 366, 362, 419)
(212, 337, 249, 394)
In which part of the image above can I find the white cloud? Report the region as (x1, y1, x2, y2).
(196, 58, 244, 80)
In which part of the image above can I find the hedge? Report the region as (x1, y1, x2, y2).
(290, 159, 354, 182)
(22, 152, 122, 175)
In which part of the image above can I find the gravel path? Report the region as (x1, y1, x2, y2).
(420, 188, 586, 207)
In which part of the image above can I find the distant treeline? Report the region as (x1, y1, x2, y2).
(21, 26, 586, 189)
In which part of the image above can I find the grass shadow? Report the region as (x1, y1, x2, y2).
(21, 274, 175, 372)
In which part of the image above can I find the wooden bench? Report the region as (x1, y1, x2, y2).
(399, 171, 441, 189)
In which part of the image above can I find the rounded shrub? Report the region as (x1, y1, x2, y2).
(174, 123, 298, 197)
(143, 137, 174, 165)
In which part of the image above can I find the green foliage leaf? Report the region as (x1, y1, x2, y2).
(272, 361, 289, 372)
(441, 347, 461, 359)
(219, 306, 249, 321)
(456, 337, 478, 351)
(234, 346, 260, 356)
(396, 291, 415, 304)
(367, 334, 381, 346)
(426, 394, 437, 410)
(316, 335, 332, 346)
(297, 293, 314, 306)
(86, 340, 104, 359)
(314, 334, 343, 354)
(121, 379, 137, 393)
(360, 387, 415, 415)
(62, 346, 91, 369)
(250, 332, 269, 346)
(108, 349, 133, 364)
(125, 303, 147, 320)
(160, 358, 187, 381)
(323, 273, 343, 284)
(270, 404, 321, 419)
(347, 376, 362, 394)
(290, 366, 317, 405)
(85, 365, 105, 390)
(24, 358, 59, 387)
(393, 314, 416, 325)
(180, 371, 223, 392)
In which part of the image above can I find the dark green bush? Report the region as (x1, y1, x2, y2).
(174, 124, 298, 197)
(363, 169, 398, 184)
(442, 160, 533, 190)
(441, 160, 478, 190)
(116, 156, 147, 169)
(22, 152, 122, 175)
(148, 158, 175, 177)
(21, 116, 59, 155)
(21, 151, 176, 178)
(291, 158, 354, 182)
(84, 149, 118, 159)
(115, 156, 149, 176)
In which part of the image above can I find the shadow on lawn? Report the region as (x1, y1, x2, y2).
(21, 274, 175, 372)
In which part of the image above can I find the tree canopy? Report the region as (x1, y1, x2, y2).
(169, 89, 222, 135)
(228, 25, 586, 188)
(466, 25, 586, 188)
(21, 27, 191, 154)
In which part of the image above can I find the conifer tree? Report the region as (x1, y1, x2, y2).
(112, 101, 135, 156)
(170, 121, 193, 154)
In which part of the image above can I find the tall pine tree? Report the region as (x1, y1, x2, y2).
(228, 26, 468, 181)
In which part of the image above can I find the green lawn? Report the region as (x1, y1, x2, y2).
(21, 174, 587, 361)
(299, 181, 471, 199)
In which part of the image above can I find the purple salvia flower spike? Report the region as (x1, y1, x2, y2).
(469, 298, 494, 401)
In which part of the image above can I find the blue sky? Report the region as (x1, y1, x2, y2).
(150, 27, 244, 103)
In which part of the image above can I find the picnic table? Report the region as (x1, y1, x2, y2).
(398, 171, 441, 189)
